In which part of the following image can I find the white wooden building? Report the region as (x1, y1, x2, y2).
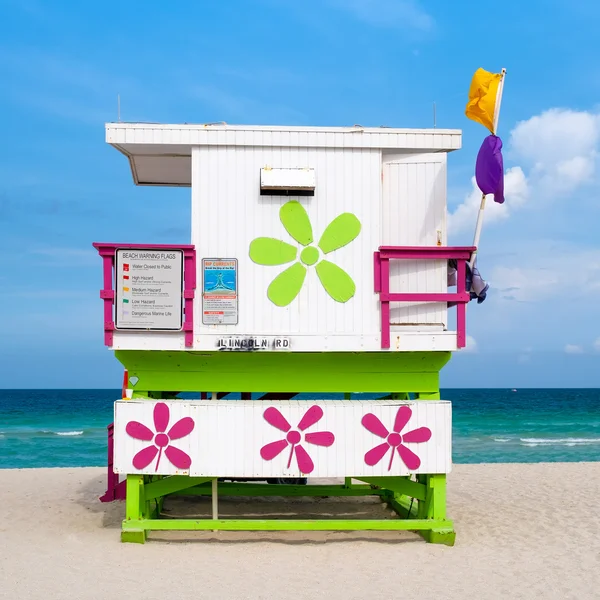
(106, 123, 463, 353)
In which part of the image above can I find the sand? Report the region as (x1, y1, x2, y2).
(1, 463, 599, 599)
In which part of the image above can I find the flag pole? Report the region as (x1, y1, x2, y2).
(492, 68, 507, 134)
(469, 68, 506, 270)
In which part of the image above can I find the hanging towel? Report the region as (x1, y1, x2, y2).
(447, 259, 489, 304)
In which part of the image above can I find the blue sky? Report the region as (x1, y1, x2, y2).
(1, 0, 600, 388)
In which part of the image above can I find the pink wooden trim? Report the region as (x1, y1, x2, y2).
(93, 243, 196, 347)
(379, 246, 475, 260)
(99, 423, 126, 502)
(101, 255, 115, 346)
(374, 246, 473, 350)
(456, 257, 467, 349)
(183, 252, 196, 347)
(121, 369, 128, 399)
(93, 243, 195, 253)
(382, 292, 470, 303)
(380, 255, 390, 349)
(379, 246, 475, 251)
(373, 251, 381, 293)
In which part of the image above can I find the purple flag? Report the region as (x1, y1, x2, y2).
(475, 135, 505, 204)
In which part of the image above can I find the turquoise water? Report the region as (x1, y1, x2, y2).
(1, 389, 599, 468)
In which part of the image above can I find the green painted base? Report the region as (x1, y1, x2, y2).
(115, 350, 451, 395)
(121, 475, 455, 545)
(121, 529, 146, 544)
(421, 529, 456, 546)
(114, 350, 455, 545)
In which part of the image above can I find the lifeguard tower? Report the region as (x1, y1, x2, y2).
(95, 122, 473, 545)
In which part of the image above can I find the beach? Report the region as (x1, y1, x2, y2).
(1, 463, 599, 599)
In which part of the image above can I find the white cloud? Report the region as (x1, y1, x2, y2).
(565, 344, 584, 354)
(449, 108, 600, 235)
(594, 338, 600, 352)
(448, 166, 529, 235)
(327, 0, 434, 31)
(509, 109, 600, 194)
(462, 335, 478, 353)
(489, 241, 600, 303)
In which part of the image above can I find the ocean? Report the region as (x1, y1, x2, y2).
(1, 389, 599, 469)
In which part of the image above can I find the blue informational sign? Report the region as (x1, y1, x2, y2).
(201, 258, 238, 325)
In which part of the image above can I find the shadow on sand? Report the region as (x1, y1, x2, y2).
(75, 473, 421, 545)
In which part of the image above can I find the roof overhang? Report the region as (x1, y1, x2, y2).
(106, 122, 462, 187)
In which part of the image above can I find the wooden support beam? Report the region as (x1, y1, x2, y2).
(258, 392, 298, 400)
(122, 518, 455, 532)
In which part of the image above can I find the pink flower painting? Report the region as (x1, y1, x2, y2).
(126, 402, 194, 472)
(260, 405, 335, 474)
(362, 406, 431, 471)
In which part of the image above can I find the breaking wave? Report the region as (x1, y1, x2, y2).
(520, 437, 600, 446)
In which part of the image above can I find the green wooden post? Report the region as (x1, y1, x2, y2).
(121, 475, 146, 544)
(417, 474, 427, 518)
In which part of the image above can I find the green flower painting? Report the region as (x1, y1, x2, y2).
(249, 201, 361, 307)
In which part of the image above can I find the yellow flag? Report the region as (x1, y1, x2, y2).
(465, 68, 503, 134)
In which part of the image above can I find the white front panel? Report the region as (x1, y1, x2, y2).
(382, 153, 448, 327)
(192, 145, 382, 350)
(113, 400, 452, 477)
(114, 401, 195, 476)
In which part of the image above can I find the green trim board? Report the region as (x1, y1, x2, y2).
(356, 476, 427, 500)
(179, 482, 383, 497)
(144, 477, 213, 501)
(122, 518, 454, 532)
(115, 350, 451, 394)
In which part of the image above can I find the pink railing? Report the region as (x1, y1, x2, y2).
(99, 423, 126, 502)
(93, 243, 196, 347)
(373, 246, 475, 350)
